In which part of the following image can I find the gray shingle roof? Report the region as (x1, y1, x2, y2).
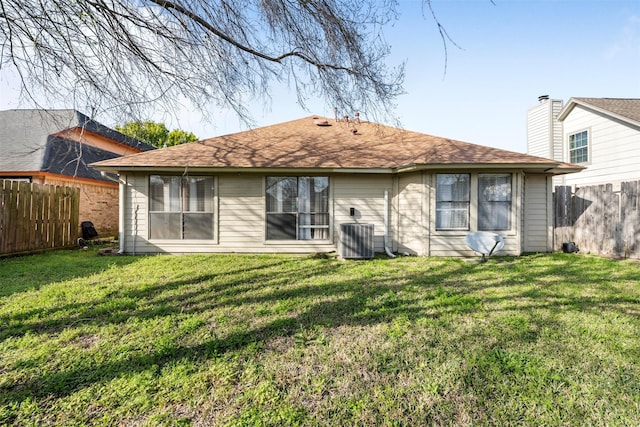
(0, 109, 153, 179)
(562, 98, 640, 125)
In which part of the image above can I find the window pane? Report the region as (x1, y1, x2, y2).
(184, 176, 214, 212)
(304, 177, 329, 213)
(436, 174, 469, 202)
(149, 213, 181, 239)
(184, 213, 214, 239)
(478, 202, 511, 230)
(571, 147, 588, 163)
(298, 213, 329, 240)
(479, 174, 511, 201)
(436, 202, 469, 229)
(266, 177, 297, 212)
(266, 213, 297, 240)
(436, 174, 470, 230)
(266, 177, 329, 240)
(569, 131, 588, 163)
(149, 175, 215, 240)
(479, 174, 511, 230)
(150, 175, 181, 212)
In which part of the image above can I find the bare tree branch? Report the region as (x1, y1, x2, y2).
(0, 0, 405, 124)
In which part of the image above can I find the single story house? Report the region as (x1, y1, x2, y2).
(92, 115, 582, 256)
(0, 109, 154, 237)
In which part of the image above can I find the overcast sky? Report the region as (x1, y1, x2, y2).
(1, 0, 639, 153)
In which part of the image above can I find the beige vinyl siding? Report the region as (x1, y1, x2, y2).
(333, 174, 393, 253)
(118, 171, 538, 257)
(523, 174, 552, 252)
(396, 172, 427, 255)
(122, 173, 336, 254)
(218, 175, 264, 247)
(122, 173, 151, 254)
(558, 105, 640, 189)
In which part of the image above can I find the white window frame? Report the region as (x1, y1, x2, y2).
(436, 173, 471, 231)
(569, 129, 589, 164)
(478, 173, 512, 231)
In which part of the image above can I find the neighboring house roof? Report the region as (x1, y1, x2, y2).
(92, 116, 583, 174)
(0, 109, 154, 181)
(557, 98, 640, 127)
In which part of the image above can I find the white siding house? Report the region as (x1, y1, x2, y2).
(94, 116, 581, 257)
(527, 97, 640, 190)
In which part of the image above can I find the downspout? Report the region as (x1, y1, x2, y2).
(384, 189, 396, 258)
(119, 176, 125, 254)
(133, 204, 139, 256)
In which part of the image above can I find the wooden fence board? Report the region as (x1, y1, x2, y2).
(553, 186, 574, 247)
(621, 181, 640, 256)
(0, 180, 80, 257)
(554, 180, 640, 258)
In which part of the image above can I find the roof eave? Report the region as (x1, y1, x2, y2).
(395, 162, 569, 174)
(89, 165, 396, 174)
(91, 162, 580, 176)
(558, 98, 640, 127)
(543, 165, 586, 175)
(557, 98, 578, 121)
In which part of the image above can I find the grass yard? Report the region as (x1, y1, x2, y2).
(0, 250, 639, 426)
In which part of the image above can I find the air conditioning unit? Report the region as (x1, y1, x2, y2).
(339, 223, 374, 259)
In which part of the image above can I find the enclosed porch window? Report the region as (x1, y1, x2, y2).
(149, 175, 215, 240)
(266, 177, 330, 240)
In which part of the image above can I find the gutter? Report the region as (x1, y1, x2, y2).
(91, 165, 396, 175)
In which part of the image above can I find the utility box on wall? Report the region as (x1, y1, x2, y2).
(339, 223, 374, 259)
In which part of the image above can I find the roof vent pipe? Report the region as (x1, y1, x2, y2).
(334, 107, 338, 122)
(355, 112, 361, 124)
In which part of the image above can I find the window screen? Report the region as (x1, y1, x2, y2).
(436, 174, 470, 230)
(478, 174, 512, 231)
(266, 177, 329, 240)
(149, 175, 215, 240)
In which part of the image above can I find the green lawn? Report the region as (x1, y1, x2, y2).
(0, 250, 639, 426)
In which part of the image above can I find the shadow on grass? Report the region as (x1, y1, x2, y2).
(0, 248, 140, 298)
(1, 252, 638, 407)
(0, 256, 295, 340)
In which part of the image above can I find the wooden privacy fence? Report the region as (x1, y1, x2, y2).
(554, 181, 640, 258)
(0, 180, 80, 256)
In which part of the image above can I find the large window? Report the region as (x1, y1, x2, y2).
(436, 174, 470, 230)
(478, 174, 512, 231)
(569, 130, 589, 163)
(149, 175, 215, 240)
(266, 177, 329, 240)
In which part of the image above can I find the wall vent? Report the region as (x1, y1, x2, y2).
(339, 223, 374, 259)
